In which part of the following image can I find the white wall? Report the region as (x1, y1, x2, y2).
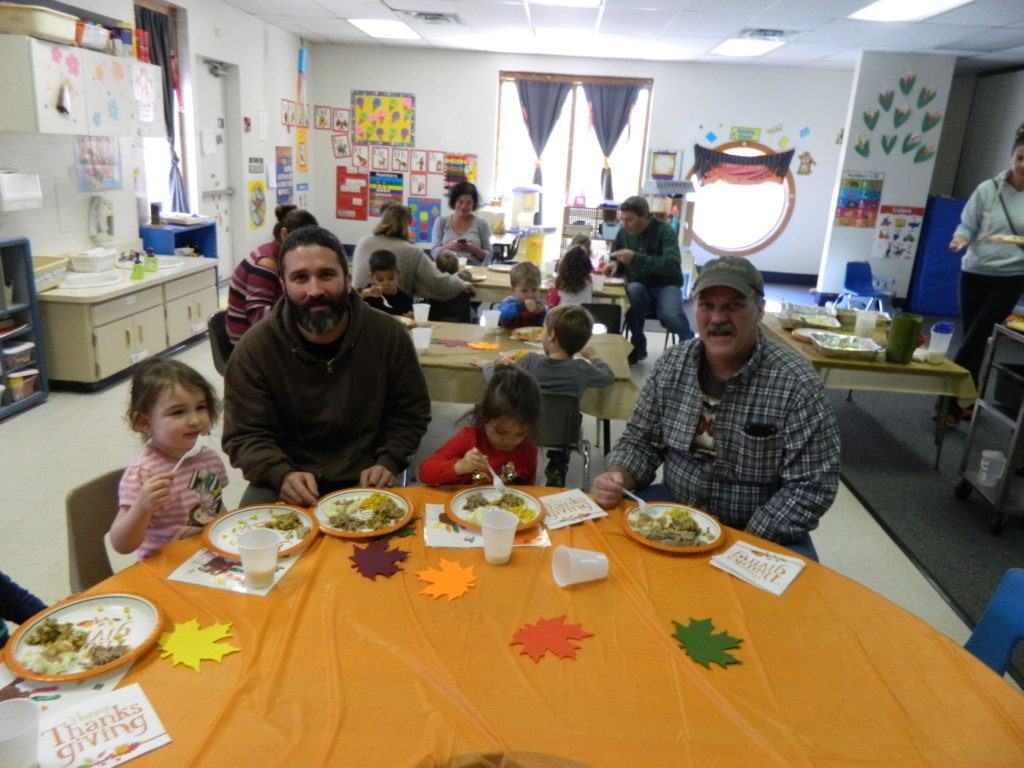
(954, 69, 1024, 197)
(309, 45, 852, 277)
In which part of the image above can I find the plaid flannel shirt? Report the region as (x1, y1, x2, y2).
(607, 334, 840, 544)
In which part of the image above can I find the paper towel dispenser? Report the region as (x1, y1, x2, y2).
(0, 173, 42, 211)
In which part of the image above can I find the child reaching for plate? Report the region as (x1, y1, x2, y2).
(110, 359, 229, 559)
(419, 365, 541, 486)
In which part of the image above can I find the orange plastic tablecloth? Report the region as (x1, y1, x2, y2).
(93, 487, 1024, 767)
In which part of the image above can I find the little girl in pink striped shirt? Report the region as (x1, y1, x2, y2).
(111, 359, 229, 559)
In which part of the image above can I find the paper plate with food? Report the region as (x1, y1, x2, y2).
(468, 272, 488, 282)
(489, 263, 514, 273)
(510, 326, 544, 342)
(447, 487, 544, 531)
(621, 503, 722, 554)
(314, 488, 413, 538)
(988, 234, 1024, 244)
(395, 315, 416, 328)
(501, 349, 539, 362)
(4, 593, 163, 682)
(604, 276, 625, 286)
(203, 504, 317, 558)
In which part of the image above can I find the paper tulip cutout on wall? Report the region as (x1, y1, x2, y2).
(881, 135, 898, 155)
(899, 73, 916, 95)
(862, 110, 879, 130)
(894, 108, 911, 128)
(854, 136, 870, 158)
(922, 112, 942, 132)
(914, 146, 936, 163)
(902, 134, 922, 154)
(918, 87, 937, 108)
(878, 89, 894, 111)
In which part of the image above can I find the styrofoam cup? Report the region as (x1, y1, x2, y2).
(458, 256, 468, 271)
(412, 326, 433, 352)
(854, 310, 877, 338)
(0, 698, 39, 768)
(412, 303, 431, 324)
(552, 545, 609, 587)
(237, 528, 281, 589)
(480, 508, 519, 565)
(591, 273, 606, 291)
(480, 309, 501, 335)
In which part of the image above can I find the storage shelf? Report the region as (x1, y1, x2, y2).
(0, 237, 48, 420)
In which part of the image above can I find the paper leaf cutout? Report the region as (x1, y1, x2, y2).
(158, 619, 241, 671)
(914, 146, 936, 164)
(854, 136, 870, 158)
(391, 515, 419, 538)
(899, 73, 916, 95)
(416, 558, 477, 600)
(511, 615, 593, 663)
(922, 111, 942, 132)
(350, 539, 408, 579)
(467, 342, 500, 350)
(902, 133, 922, 154)
(917, 87, 936, 108)
(671, 618, 742, 669)
(862, 109, 878, 130)
(436, 338, 468, 347)
(893, 107, 911, 128)
(881, 134, 897, 155)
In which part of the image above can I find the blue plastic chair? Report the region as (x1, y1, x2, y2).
(834, 261, 893, 312)
(964, 568, 1024, 675)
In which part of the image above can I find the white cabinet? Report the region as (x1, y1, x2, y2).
(38, 259, 216, 387)
(0, 34, 164, 137)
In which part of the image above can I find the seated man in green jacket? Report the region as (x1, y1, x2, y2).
(604, 195, 691, 364)
(223, 226, 431, 506)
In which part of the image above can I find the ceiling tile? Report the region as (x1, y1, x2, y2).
(528, 6, 601, 31)
(930, 0, 1024, 27)
(598, 8, 675, 37)
(943, 26, 1024, 52)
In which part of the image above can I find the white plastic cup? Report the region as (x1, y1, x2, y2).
(927, 320, 954, 364)
(978, 449, 1007, 487)
(412, 326, 433, 352)
(412, 303, 431, 324)
(591, 273, 606, 291)
(0, 698, 40, 768)
(480, 508, 519, 565)
(237, 528, 281, 589)
(457, 256, 468, 271)
(854, 310, 877, 338)
(481, 309, 501, 335)
(552, 545, 609, 587)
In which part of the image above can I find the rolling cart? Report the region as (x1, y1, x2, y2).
(954, 323, 1024, 533)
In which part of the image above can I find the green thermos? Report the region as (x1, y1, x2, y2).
(885, 313, 922, 364)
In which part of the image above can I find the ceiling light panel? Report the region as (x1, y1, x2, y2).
(710, 38, 785, 56)
(849, 0, 974, 23)
(348, 18, 422, 39)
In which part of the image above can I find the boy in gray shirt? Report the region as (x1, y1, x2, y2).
(478, 305, 614, 485)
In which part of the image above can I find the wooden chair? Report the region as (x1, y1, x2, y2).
(66, 468, 124, 593)
(207, 310, 232, 375)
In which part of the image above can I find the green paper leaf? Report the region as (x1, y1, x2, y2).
(671, 618, 743, 669)
(391, 516, 420, 538)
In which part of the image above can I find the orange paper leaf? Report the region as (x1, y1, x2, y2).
(467, 342, 500, 350)
(511, 615, 593, 662)
(416, 558, 477, 600)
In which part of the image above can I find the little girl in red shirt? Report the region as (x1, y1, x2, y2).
(419, 365, 541, 485)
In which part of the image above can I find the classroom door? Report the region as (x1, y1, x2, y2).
(194, 57, 235, 283)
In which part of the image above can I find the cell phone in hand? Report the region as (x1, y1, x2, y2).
(458, 238, 468, 244)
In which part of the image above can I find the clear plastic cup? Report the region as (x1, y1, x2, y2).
(412, 326, 433, 352)
(480, 309, 501, 335)
(591, 274, 606, 291)
(480, 508, 519, 565)
(412, 303, 431, 324)
(237, 528, 281, 589)
(854, 310, 877, 338)
(927, 320, 954, 364)
(457, 256, 468, 271)
(978, 449, 1006, 487)
(0, 698, 39, 768)
(552, 545, 609, 587)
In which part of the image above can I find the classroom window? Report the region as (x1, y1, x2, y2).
(685, 143, 795, 257)
(495, 73, 651, 228)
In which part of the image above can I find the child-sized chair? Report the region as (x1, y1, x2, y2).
(530, 392, 591, 489)
(833, 261, 894, 312)
(66, 468, 124, 592)
(964, 567, 1024, 675)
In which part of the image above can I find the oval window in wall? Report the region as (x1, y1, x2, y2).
(685, 142, 796, 258)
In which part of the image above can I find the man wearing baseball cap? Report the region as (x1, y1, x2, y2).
(591, 256, 840, 560)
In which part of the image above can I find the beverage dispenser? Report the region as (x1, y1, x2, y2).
(511, 185, 541, 228)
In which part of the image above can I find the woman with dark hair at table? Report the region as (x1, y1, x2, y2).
(430, 181, 493, 266)
(943, 121, 1024, 423)
(226, 205, 318, 344)
(354, 203, 476, 322)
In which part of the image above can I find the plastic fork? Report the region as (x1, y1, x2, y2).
(380, 294, 393, 309)
(485, 463, 506, 492)
(172, 435, 206, 473)
(621, 487, 649, 514)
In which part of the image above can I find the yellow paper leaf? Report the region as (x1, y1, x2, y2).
(416, 558, 477, 601)
(157, 618, 241, 671)
(467, 342, 500, 350)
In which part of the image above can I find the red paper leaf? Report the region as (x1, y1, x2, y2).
(350, 539, 408, 580)
(510, 615, 593, 662)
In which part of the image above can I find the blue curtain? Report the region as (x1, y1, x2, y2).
(514, 79, 571, 223)
(582, 83, 640, 202)
(135, 7, 187, 213)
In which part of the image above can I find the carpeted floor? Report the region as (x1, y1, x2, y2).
(829, 384, 1024, 680)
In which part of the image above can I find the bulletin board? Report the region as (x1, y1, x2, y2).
(336, 166, 368, 221)
(408, 197, 441, 244)
(369, 172, 403, 216)
(352, 91, 415, 146)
